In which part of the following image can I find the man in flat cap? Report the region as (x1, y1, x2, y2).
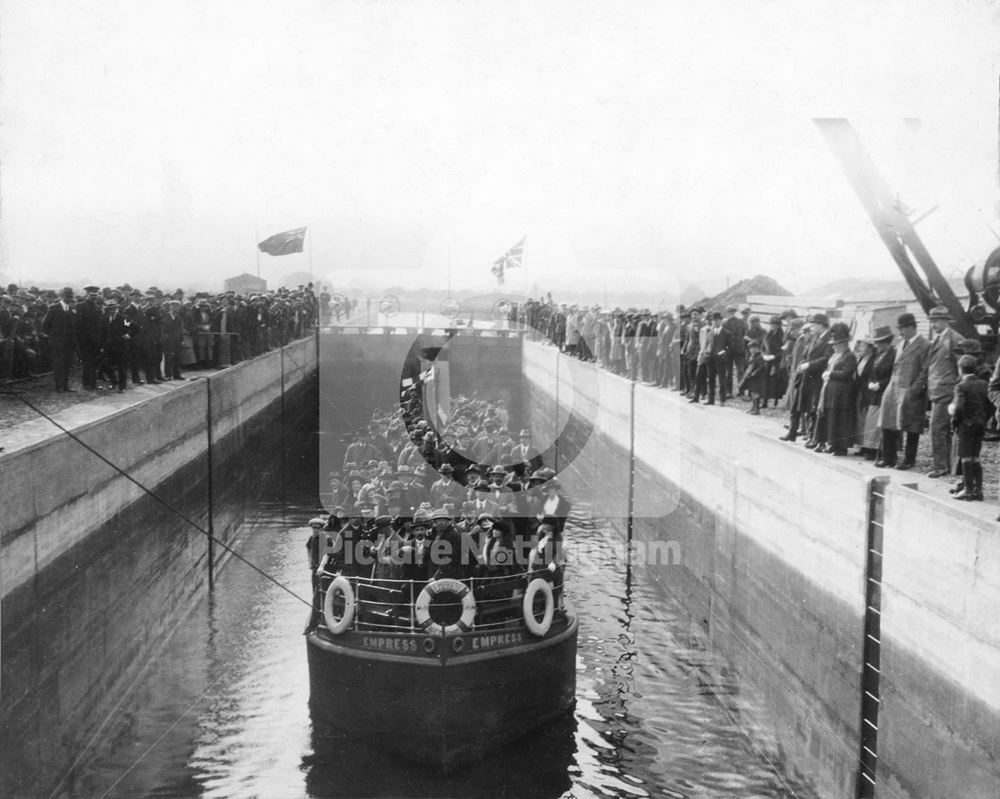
(876, 312, 931, 470)
(924, 306, 965, 477)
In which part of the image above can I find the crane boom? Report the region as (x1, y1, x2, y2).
(814, 118, 977, 338)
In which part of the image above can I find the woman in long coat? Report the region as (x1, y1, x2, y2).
(857, 328, 895, 459)
(815, 323, 857, 454)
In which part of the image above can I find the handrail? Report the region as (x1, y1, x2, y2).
(316, 569, 564, 635)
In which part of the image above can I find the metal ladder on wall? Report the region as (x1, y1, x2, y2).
(858, 476, 888, 798)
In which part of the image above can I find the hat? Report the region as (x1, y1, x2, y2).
(60, 286, 74, 298)
(413, 463, 432, 478)
(928, 306, 952, 320)
(387, 480, 405, 492)
(309, 517, 326, 528)
(83, 285, 100, 293)
(897, 312, 917, 328)
(869, 325, 893, 343)
(769, 315, 782, 325)
(518, 429, 531, 437)
(489, 465, 507, 476)
(373, 515, 393, 528)
(748, 314, 760, 323)
(411, 508, 432, 526)
(473, 479, 490, 490)
(439, 463, 454, 474)
(690, 306, 705, 314)
(829, 322, 851, 345)
(748, 339, 762, 349)
(104, 299, 119, 309)
(808, 312, 829, 326)
(430, 507, 451, 521)
(476, 512, 496, 524)
(328, 470, 341, 480)
(711, 311, 722, 320)
(724, 305, 737, 313)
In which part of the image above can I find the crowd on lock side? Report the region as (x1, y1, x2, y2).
(509, 298, 994, 507)
(0, 282, 319, 392)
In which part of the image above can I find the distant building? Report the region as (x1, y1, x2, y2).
(224, 273, 267, 295)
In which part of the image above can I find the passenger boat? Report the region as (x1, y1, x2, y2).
(305, 562, 578, 769)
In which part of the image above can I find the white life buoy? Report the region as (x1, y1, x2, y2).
(415, 578, 476, 636)
(322, 575, 355, 635)
(522, 578, 554, 637)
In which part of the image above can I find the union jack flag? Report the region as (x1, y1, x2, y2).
(490, 236, 525, 285)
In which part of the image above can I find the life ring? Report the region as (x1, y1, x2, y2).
(322, 575, 355, 635)
(522, 578, 554, 637)
(415, 578, 476, 636)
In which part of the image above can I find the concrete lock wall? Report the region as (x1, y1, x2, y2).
(878, 484, 1000, 799)
(0, 337, 317, 798)
(523, 340, 871, 798)
(524, 339, 1000, 799)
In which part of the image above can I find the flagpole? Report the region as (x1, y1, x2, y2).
(255, 228, 261, 279)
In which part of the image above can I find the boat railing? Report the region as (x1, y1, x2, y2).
(313, 568, 565, 635)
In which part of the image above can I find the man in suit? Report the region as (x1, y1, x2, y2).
(162, 299, 185, 380)
(75, 286, 104, 390)
(722, 305, 747, 397)
(681, 307, 704, 397)
(461, 480, 501, 528)
(124, 290, 145, 385)
(876, 312, 931, 470)
(509, 429, 543, 474)
(41, 286, 77, 392)
(924, 306, 965, 478)
(142, 293, 164, 383)
(782, 313, 832, 444)
(429, 463, 465, 512)
(100, 300, 130, 391)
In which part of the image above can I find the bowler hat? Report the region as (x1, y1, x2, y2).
(808, 313, 829, 326)
(897, 312, 917, 328)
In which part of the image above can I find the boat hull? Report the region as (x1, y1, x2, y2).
(306, 615, 578, 769)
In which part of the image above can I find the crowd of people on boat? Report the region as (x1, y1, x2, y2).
(511, 298, 994, 504)
(0, 282, 319, 391)
(309, 394, 572, 602)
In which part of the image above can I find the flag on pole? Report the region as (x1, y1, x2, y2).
(258, 227, 307, 256)
(490, 235, 525, 285)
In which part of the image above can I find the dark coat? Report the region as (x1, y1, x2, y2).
(819, 349, 857, 411)
(42, 303, 77, 350)
(75, 300, 103, 349)
(739, 351, 766, 396)
(876, 334, 931, 433)
(792, 329, 833, 414)
(952, 374, 990, 435)
(863, 346, 895, 407)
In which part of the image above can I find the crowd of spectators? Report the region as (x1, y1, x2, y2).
(510, 297, 996, 505)
(313, 390, 569, 592)
(0, 282, 319, 392)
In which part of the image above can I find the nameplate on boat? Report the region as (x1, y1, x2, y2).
(360, 634, 423, 654)
(468, 631, 525, 652)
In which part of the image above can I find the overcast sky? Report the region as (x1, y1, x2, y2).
(1, 0, 997, 299)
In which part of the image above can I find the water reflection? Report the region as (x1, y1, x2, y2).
(75, 488, 817, 799)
